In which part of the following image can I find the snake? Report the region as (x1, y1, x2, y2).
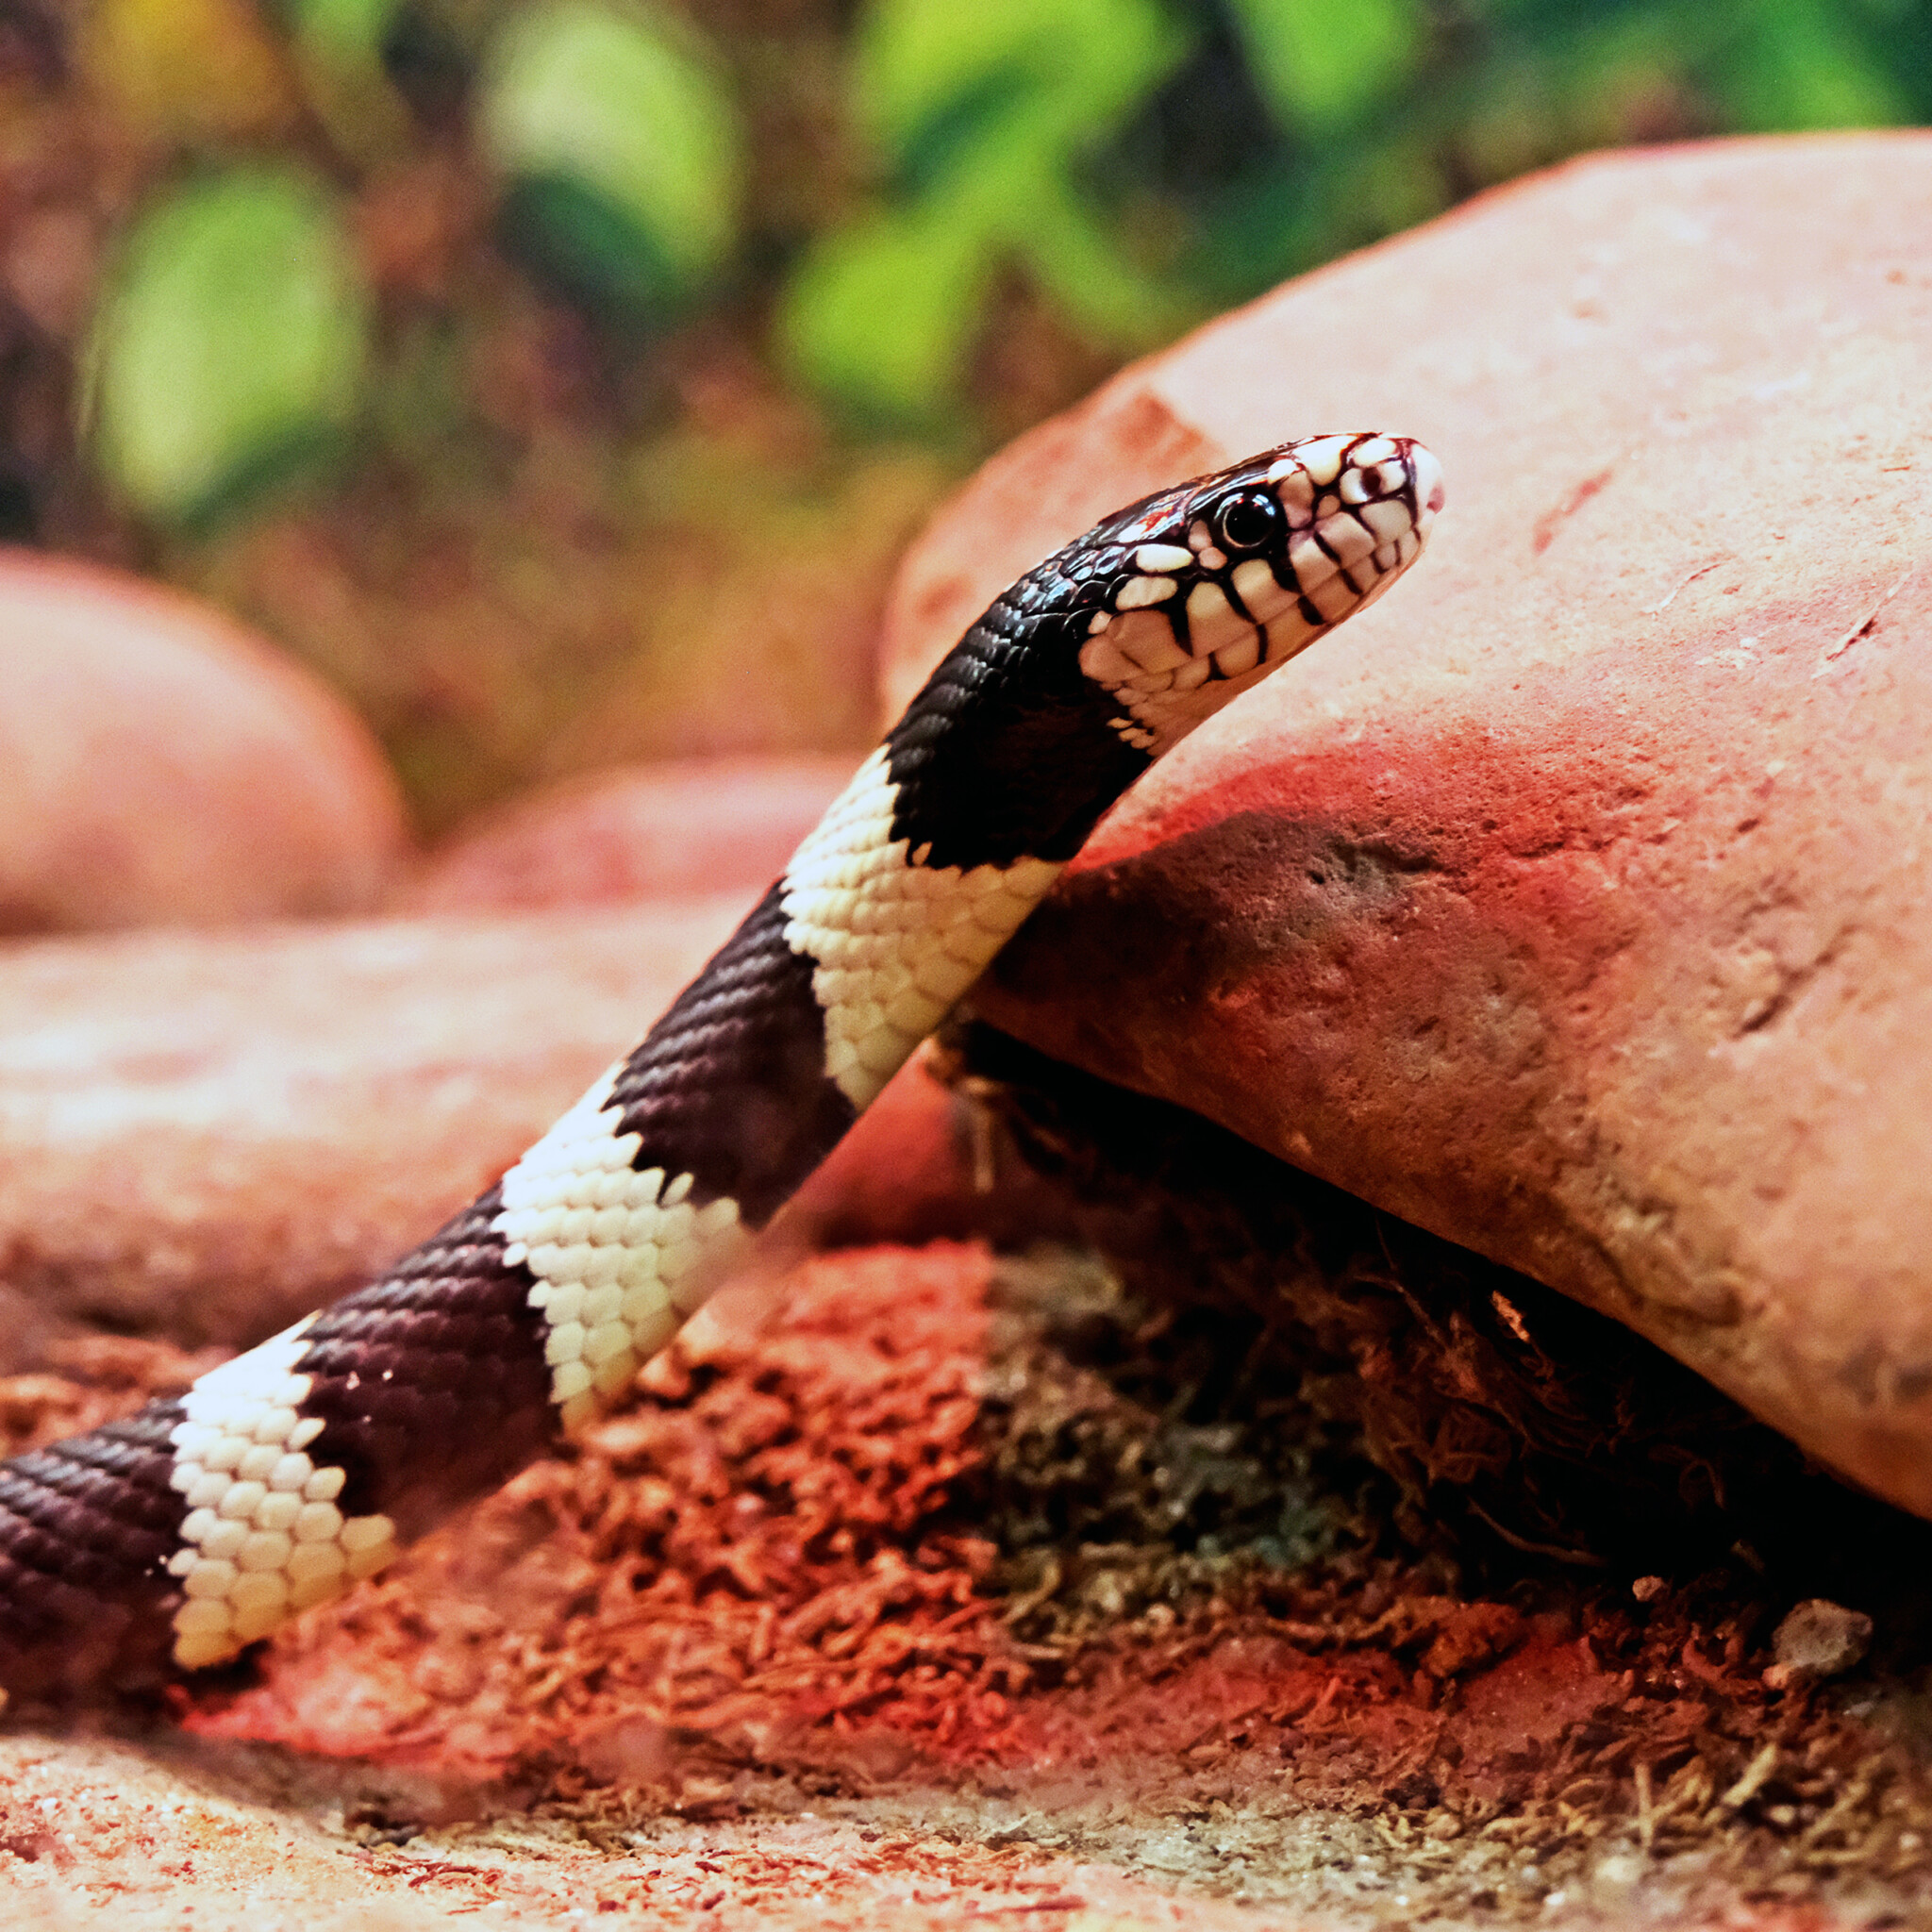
(0, 432, 1442, 1700)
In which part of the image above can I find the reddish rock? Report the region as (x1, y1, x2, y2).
(881, 133, 1932, 1521)
(0, 552, 407, 930)
(0, 901, 734, 1348)
(397, 755, 857, 912)
(0, 906, 1033, 1355)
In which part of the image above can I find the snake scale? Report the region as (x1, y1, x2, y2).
(0, 432, 1442, 1700)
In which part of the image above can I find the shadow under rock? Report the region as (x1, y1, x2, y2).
(943, 1021, 1932, 1669)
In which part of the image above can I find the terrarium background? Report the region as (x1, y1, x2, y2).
(1, 0, 1924, 830)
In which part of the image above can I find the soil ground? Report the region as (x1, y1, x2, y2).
(5, 1207, 1932, 1928)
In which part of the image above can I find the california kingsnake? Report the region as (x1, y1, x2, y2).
(0, 433, 1443, 1699)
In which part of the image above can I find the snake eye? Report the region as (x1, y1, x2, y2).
(1215, 490, 1281, 552)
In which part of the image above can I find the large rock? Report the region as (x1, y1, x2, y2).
(880, 133, 1932, 1521)
(397, 755, 856, 912)
(0, 553, 407, 930)
(0, 904, 736, 1350)
(0, 903, 1036, 1357)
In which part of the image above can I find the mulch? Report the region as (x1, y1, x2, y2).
(7, 1234, 1923, 1920)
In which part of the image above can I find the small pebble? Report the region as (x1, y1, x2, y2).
(1763, 1596, 1873, 1690)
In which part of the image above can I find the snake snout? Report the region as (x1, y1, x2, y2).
(1404, 440, 1447, 525)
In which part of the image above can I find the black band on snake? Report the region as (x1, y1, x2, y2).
(0, 433, 1444, 1699)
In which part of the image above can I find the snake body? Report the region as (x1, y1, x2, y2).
(0, 432, 1442, 1698)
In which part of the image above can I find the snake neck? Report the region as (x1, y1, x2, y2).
(883, 600, 1154, 871)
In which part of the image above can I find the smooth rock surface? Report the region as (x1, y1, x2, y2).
(0, 552, 407, 930)
(880, 133, 1932, 1520)
(0, 904, 737, 1349)
(398, 755, 857, 912)
(0, 905, 1024, 1356)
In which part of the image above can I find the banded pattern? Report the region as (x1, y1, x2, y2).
(164, 1191, 556, 1669)
(163, 1320, 389, 1668)
(781, 747, 1064, 1110)
(0, 432, 1442, 1698)
(496, 1074, 746, 1431)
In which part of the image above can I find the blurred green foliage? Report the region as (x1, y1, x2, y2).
(480, 0, 744, 324)
(72, 0, 1932, 522)
(87, 168, 370, 526)
(5, 0, 1924, 818)
(779, 0, 1193, 424)
(789, 0, 1929, 421)
(284, 0, 416, 156)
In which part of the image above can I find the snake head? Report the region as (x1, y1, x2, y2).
(884, 432, 1443, 869)
(1070, 433, 1444, 755)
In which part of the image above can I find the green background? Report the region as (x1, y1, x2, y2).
(5, 0, 1924, 824)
